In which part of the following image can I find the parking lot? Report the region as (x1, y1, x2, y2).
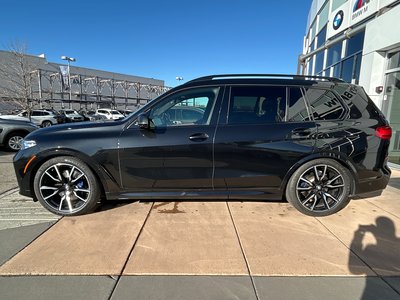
(0, 150, 399, 299)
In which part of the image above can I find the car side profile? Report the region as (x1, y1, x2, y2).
(1, 109, 59, 127)
(14, 74, 392, 217)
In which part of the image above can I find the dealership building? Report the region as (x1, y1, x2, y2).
(0, 50, 167, 113)
(299, 0, 400, 165)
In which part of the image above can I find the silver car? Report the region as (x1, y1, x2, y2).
(0, 118, 38, 151)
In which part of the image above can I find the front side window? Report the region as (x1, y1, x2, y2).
(228, 86, 286, 124)
(305, 88, 345, 120)
(149, 87, 219, 127)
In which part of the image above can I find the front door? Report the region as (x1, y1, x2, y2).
(118, 86, 223, 193)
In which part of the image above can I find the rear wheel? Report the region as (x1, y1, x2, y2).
(33, 156, 100, 216)
(286, 159, 351, 216)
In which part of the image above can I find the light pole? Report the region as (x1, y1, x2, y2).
(61, 56, 76, 109)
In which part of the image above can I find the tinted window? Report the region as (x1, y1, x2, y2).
(287, 88, 311, 122)
(228, 86, 286, 124)
(31, 111, 41, 116)
(304, 88, 345, 120)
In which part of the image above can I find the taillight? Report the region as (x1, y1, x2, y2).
(375, 126, 392, 140)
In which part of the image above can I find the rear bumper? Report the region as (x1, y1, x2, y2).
(354, 166, 391, 197)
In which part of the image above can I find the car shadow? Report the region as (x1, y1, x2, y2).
(348, 216, 400, 299)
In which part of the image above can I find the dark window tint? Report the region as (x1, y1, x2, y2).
(327, 42, 342, 67)
(346, 31, 364, 57)
(287, 88, 311, 122)
(228, 86, 286, 124)
(304, 88, 345, 120)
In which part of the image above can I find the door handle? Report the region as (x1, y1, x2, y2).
(189, 133, 209, 142)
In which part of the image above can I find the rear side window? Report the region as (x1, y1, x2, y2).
(228, 86, 286, 124)
(287, 88, 311, 122)
(304, 88, 345, 120)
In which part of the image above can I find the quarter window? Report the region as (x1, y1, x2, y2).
(304, 88, 345, 120)
(228, 86, 286, 124)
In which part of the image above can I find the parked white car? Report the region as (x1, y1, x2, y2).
(0, 109, 59, 127)
(96, 109, 124, 120)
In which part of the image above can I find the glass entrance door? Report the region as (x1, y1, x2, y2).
(382, 71, 400, 164)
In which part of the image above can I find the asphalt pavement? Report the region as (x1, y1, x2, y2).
(0, 150, 399, 300)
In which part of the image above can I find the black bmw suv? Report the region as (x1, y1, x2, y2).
(14, 74, 392, 217)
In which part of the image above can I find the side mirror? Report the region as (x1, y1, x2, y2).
(138, 114, 150, 129)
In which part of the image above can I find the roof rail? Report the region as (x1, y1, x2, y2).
(186, 74, 345, 84)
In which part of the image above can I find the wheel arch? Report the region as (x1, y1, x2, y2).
(281, 152, 358, 198)
(29, 148, 119, 201)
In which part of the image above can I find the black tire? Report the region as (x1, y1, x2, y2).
(33, 156, 100, 216)
(41, 120, 52, 127)
(285, 158, 351, 216)
(5, 131, 27, 151)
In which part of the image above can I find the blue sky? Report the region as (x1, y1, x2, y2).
(0, 0, 310, 87)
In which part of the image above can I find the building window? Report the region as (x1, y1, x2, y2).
(332, 0, 347, 11)
(341, 57, 354, 82)
(333, 63, 341, 78)
(308, 56, 314, 75)
(317, 26, 327, 49)
(327, 42, 342, 67)
(388, 51, 400, 69)
(318, 1, 330, 31)
(315, 51, 325, 74)
(346, 31, 365, 57)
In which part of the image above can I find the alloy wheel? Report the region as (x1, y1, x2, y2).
(8, 136, 24, 150)
(296, 164, 345, 212)
(38, 163, 91, 213)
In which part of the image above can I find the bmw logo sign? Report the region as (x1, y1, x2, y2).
(333, 10, 344, 30)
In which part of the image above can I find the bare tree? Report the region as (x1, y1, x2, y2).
(0, 41, 38, 116)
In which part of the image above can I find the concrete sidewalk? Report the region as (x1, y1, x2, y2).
(0, 151, 399, 299)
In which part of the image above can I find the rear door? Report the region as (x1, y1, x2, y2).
(213, 85, 317, 199)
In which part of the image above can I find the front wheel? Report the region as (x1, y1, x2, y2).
(5, 131, 27, 151)
(285, 159, 351, 216)
(33, 156, 101, 216)
(41, 120, 52, 127)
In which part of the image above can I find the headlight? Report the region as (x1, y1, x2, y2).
(22, 140, 37, 150)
